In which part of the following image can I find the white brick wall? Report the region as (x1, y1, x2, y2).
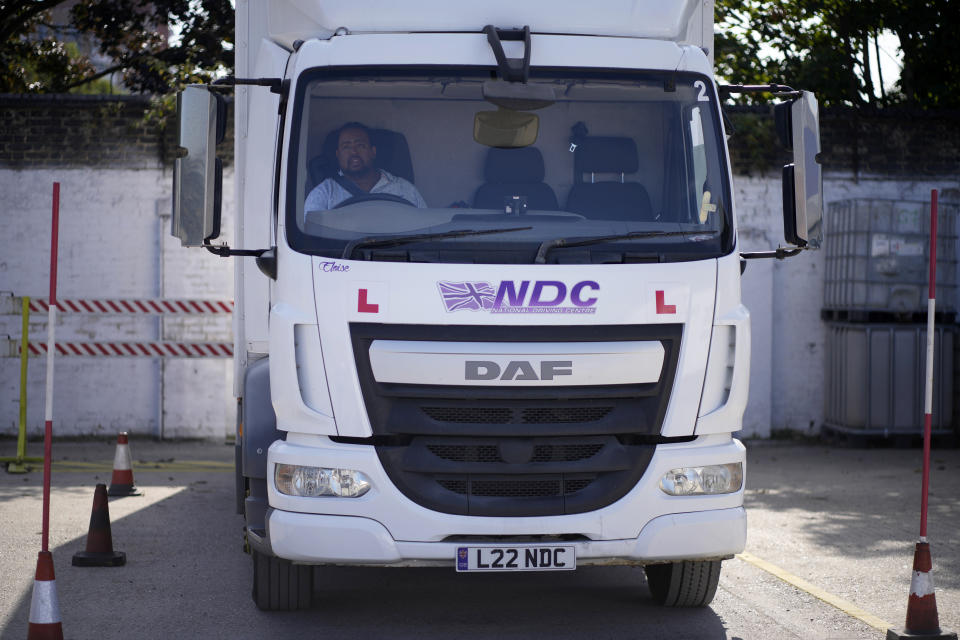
(1, 167, 956, 440)
(735, 172, 960, 437)
(0, 168, 235, 440)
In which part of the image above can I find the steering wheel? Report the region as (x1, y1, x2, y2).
(332, 193, 418, 209)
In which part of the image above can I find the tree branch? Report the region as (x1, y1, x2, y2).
(63, 62, 126, 89)
(0, 0, 71, 43)
(61, 46, 194, 90)
(37, 21, 74, 31)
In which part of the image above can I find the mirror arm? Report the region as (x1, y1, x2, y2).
(203, 244, 277, 280)
(212, 76, 289, 98)
(483, 25, 531, 83)
(203, 244, 269, 258)
(740, 247, 803, 261)
(718, 83, 801, 99)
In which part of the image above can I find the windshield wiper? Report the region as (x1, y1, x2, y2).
(534, 230, 712, 264)
(342, 226, 532, 260)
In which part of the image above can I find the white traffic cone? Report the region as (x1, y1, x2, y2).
(27, 551, 64, 640)
(107, 432, 142, 497)
(887, 540, 958, 639)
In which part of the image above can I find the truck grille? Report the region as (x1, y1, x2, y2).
(438, 476, 596, 497)
(422, 406, 612, 424)
(470, 478, 563, 498)
(426, 443, 603, 463)
(377, 434, 655, 516)
(421, 407, 513, 424)
(350, 323, 682, 517)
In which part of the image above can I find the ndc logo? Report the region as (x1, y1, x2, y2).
(438, 280, 599, 314)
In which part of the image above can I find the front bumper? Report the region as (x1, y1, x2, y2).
(261, 434, 746, 564)
(266, 505, 746, 566)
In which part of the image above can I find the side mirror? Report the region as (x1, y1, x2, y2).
(172, 85, 227, 247)
(775, 91, 823, 249)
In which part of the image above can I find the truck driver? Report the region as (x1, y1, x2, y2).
(305, 122, 427, 211)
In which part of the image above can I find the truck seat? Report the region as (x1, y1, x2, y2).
(565, 137, 653, 221)
(307, 128, 415, 192)
(472, 147, 559, 211)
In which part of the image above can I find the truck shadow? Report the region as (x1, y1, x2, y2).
(743, 443, 960, 589)
(292, 565, 730, 639)
(1, 474, 732, 640)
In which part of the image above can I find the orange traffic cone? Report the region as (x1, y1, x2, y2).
(27, 551, 64, 640)
(107, 432, 142, 497)
(887, 541, 957, 639)
(72, 483, 126, 567)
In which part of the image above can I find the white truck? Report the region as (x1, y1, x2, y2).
(172, 0, 823, 610)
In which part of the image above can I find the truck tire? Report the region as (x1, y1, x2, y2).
(644, 560, 721, 607)
(252, 550, 313, 611)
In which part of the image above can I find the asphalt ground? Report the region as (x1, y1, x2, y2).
(0, 438, 957, 640)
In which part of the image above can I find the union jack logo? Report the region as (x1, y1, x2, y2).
(437, 281, 496, 312)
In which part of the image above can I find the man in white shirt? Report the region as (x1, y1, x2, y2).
(305, 122, 427, 211)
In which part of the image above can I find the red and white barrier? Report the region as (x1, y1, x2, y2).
(0, 293, 234, 358)
(1, 293, 233, 359)
(27, 298, 232, 315)
(14, 340, 233, 358)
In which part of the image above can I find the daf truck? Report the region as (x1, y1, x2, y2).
(172, 0, 823, 610)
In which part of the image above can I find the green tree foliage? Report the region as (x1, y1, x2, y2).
(890, 1, 959, 109)
(0, 0, 233, 94)
(715, 0, 958, 109)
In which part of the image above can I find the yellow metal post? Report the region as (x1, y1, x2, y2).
(17, 296, 28, 459)
(5, 296, 43, 473)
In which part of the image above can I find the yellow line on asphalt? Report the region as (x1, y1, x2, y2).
(737, 551, 893, 632)
(50, 460, 233, 473)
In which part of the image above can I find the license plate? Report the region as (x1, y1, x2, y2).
(455, 545, 576, 572)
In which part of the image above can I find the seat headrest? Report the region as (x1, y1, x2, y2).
(574, 137, 639, 175)
(484, 147, 546, 184)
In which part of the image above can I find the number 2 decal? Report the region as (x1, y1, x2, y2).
(694, 80, 709, 102)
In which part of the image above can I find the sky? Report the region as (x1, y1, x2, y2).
(871, 31, 903, 94)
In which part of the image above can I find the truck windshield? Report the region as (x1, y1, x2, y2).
(286, 68, 733, 263)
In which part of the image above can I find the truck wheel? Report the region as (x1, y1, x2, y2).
(252, 550, 313, 611)
(644, 560, 721, 607)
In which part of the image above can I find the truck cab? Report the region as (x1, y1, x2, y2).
(172, 0, 822, 610)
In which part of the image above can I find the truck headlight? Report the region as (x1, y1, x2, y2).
(659, 463, 742, 496)
(275, 464, 371, 498)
